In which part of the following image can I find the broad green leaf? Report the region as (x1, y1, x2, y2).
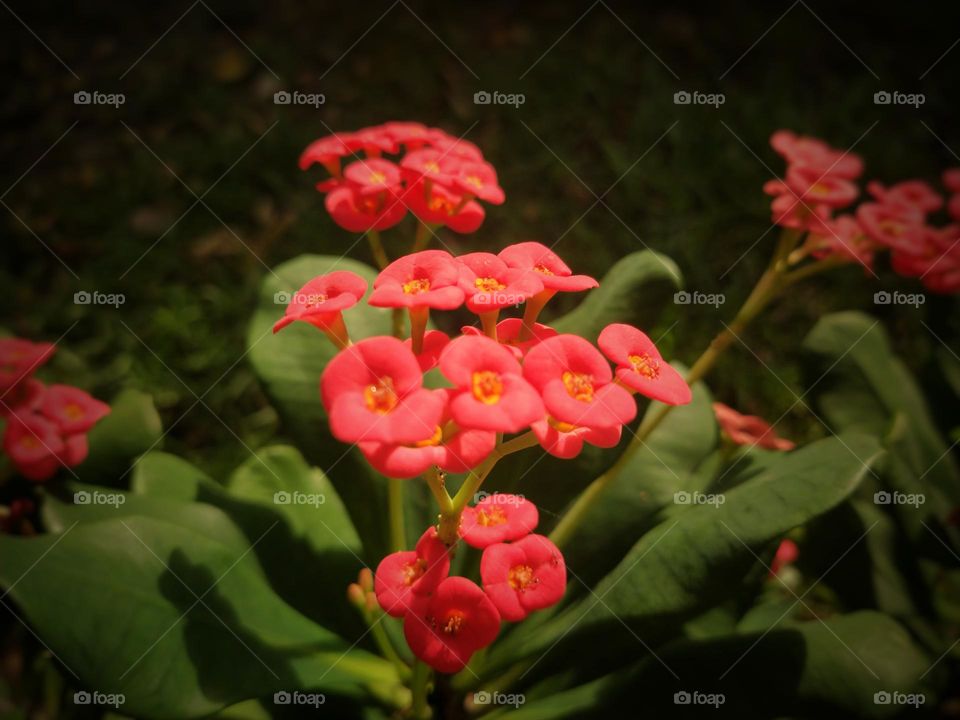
(76, 389, 163, 484)
(487, 612, 932, 720)
(130, 451, 220, 501)
(246, 254, 430, 559)
(0, 517, 405, 719)
(487, 434, 882, 673)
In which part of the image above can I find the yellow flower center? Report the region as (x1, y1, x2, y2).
(879, 219, 904, 237)
(508, 564, 536, 591)
(534, 264, 554, 275)
(424, 161, 441, 173)
(364, 377, 398, 414)
(466, 175, 483, 189)
(547, 416, 577, 433)
(403, 558, 427, 586)
(562, 371, 595, 402)
(402, 278, 431, 294)
(474, 277, 505, 292)
(471, 371, 503, 404)
(442, 611, 465, 635)
(369, 170, 387, 184)
(19, 436, 40, 450)
(413, 426, 443, 448)
(628, 354, 661, 379)
(476, 507, 508, 526)
(64, 403, 86, 420)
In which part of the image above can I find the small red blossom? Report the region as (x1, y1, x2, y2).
(450, 161, 505, 205)
(368, 250, 465, 310)
(803, 215, 875, 268)
(405, 180, 485, 233)
(299, 133, 354, 174)
(784, 165, 859, 209)
(403, 330, 451, 372)
(439, 336, 544, 433)
(320, 337, 444, 444)
(855, 202, 926, 253)
(359, 390, 496, 478)
(374, 527, 450, 618)
(273, 272, 368, 334)
(3, 413, 72, 482)
(768, 188, 832, 232)
(867, 180, 943, 214)
(498, 242, 598, 293)
(531, 417, 621, 459)
(480, 534, 566, 622)
(343, 126, 398, 156)
(461, 318, 559, 360)
(713, 402, 795, 451)
(425, 132, 484, 161)
(523, 335, 636, 430)
(403, 576, 500, 673)
(381, 121, 431, 149)
(343, 158, 403, 195)
(40, 385, 110, 435)
(325, 185, 407, 233)
(598, 324, 692, 406)
(400, 148, 460, 185)
(948, 194, 960, 223)
(0, 339, 55, 393)
(460, 493, 539, 549)
(769, 130, 864, 179)
(457, 253, 544, 313)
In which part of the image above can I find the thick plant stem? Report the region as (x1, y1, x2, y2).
(410, 307, 429, 354)
(410, 660, 432, 719)
(388, 478, 406, 552)
(367, 229, 390, 270)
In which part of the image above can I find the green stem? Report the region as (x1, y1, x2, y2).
(411, 220, 432, 254)
(388, 478, 406, 552)
(410, 660, 432, 719)
(367, 230, 390, 270)
(369, 612, 411, 680)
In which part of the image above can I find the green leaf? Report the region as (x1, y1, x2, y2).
(130, 451, 220, 501)
(488, 434, 882, 673)
(75, 389, 163, 484)
(246, 254, 430, 559)
(0, 517, 405, 719)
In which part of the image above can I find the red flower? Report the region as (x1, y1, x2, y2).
(368, 250, 465, 310)
(0, 338, 55, 393)
(273, 271, 368, 334)
(457, 253, 544, 313)
(2, 412, 81, 482)
(1, 378, 44, 418)
(404, 330, 451, 372)
(375, 527, 450, 618)
(343, 158, 403, 195)
(867, 180, 943, 214)
(713, 402, 795, 451)
(450, 161, 505, 205)
(359, 390, 496, 478)
(381, 121, 432, 149)
(523, 335, 636, 430)
(531, 417, 621, 459)
(598, 324, 691, 406)
(480, 534, 566, 622)
(770, 130, 864, 179)
(400, 148, 460, 185)
(425, 131, 484, 161)
(439, 336, 545, 433)
(40, 385, 110, 435)
(498, 242, 598, 293)
(461, 318, 559, 360)
(459, 493, 539, 549)
(403, 576, 500, 673)
(768, 188, 832, 232)
(769, 538, 799, 578)
(784, 165, 859, 209)
(803, 215, 875, 268)
(299, 133, 354, 174)
(343, 126, 398, 156)
(325, 185, 407, 233)
(405, 180, 485, 233)
(320, 337, 444, 444)
(855, 202, 926, 253)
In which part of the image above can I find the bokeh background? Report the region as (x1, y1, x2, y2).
(2, 0, 958, 479)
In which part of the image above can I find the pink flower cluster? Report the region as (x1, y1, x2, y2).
(0, 338, 110, 482)
(300, 122, 504, 234)
(766, 130, 960, 293)
(374, 494, 565, 672)
(273, 243, 692, 476)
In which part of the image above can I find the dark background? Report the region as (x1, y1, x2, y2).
(2, 0, 958, 481)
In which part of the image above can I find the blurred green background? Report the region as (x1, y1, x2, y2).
(2, 0, 958, 480)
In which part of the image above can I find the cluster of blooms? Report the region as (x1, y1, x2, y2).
(765, 130, 960, 293)
(274, 242, 692, 472)
(713, 402, 794, 452)
(373, 494, 565, 672)
(0, 338, 110, 482)
(299, 122, 504, 235)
